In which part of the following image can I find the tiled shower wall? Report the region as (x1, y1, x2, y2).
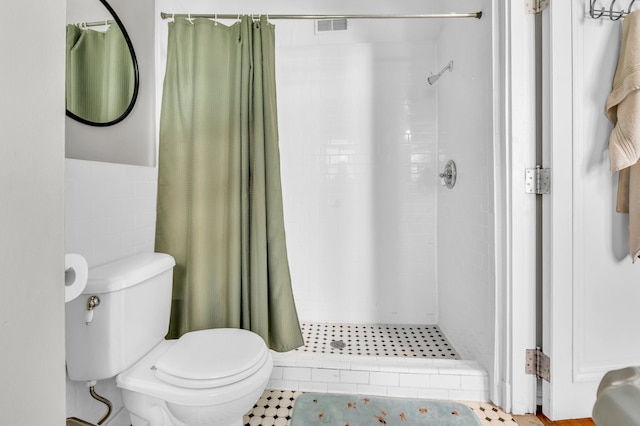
(436, 0, 495, 376)
(276, 19, 440, 325)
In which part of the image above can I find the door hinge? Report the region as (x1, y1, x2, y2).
(525, 166, 550, 194)
(525, 0, 550, 14)
(526, 347, 550, 382)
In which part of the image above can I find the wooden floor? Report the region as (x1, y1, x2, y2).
(536, 413, 596, 425)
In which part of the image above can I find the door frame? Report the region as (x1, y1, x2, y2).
(494, 0, 538, 415)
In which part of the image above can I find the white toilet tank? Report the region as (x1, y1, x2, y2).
(65, 253, 176, 382)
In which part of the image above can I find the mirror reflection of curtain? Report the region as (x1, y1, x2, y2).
(156, 17, 303, 352)
(66, 24, 134, 123)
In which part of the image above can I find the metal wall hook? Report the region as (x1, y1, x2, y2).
(589, 0, 638, 19)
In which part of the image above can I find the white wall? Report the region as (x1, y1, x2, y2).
(542, 2, 640, 419)
(572, 5, 640, 382)
(436, 0, 495, 372)
(0, 0, 66, 424)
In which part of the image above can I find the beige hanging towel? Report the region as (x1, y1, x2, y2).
(606, 9, 640, 262)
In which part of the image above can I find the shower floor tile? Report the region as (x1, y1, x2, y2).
(294, 322, 460, 359)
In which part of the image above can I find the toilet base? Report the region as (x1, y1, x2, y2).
(123, 387, 256, 426)
(116, 337, 272, 426)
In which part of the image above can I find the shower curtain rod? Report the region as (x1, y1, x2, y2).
(73, 19, 115, 28)
(160, 12, 483, 20)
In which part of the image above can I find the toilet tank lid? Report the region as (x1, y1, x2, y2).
(85, 253, 176, 294)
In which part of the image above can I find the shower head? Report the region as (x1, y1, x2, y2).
(427, 60, 454, 85)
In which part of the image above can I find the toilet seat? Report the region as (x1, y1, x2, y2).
(117, 329, 273, 407)
(153, 328, 269, 389)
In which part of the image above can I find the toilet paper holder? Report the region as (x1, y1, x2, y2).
(65, 253, 88, 303)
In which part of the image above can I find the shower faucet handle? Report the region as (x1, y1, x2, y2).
(439, 160, 457, 189)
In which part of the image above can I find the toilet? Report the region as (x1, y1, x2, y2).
(65, 252, 273, 426)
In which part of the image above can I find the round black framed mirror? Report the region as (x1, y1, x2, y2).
(66, 0, 139, 126)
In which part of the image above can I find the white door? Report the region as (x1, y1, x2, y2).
(541, 1, 640, 420)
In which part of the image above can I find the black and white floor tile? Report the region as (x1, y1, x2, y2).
(243, 390, 520, 426)
(295, 322, 460, 359)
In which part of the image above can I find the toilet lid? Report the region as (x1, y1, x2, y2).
(153, 328, 269, 389)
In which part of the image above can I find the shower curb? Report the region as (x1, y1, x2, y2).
(268, 351, 489, 402)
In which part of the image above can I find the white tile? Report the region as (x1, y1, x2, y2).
(351, 362, 380, 372)
(145, 167, 158, 181)
(416, 388, 450, 400)
(386, 386, 418, 399)
(124, 165, 147, 181)
(111, 180, 137, 198)
(448, 389, 488, 402)
(65, 160, 159, 267)
(65, 197, 95, 224)
(369, 372, 399, 387)
(379, 364, 410, 373)
(134, 180, 157, 197)
(269, 367, 283, 380)
(297, 381, 328, 393)
(327, 383, 358, 394)
(277, 41, 440, 325)
(407, 366, 441, 375)
(311, 368, 340, 383)
(429, 374, 461, 390)
(339, 370, 369, 384)
(356, 384, 388, 396)
(283, 367, 311, 382)
(461, 375, 488, 391)
(294, 358, 324, 368)
(439, 365, 487, 376)
(268, 379, 299, 391)
(321, 359, 351, 370)
(399, 373, 430, 388)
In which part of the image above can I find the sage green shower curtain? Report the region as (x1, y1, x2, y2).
(66, 24, 134, 122)
(156, 16, 303, 352)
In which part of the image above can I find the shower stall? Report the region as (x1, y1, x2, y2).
(273, 0, 496, 401)
(155, 0, 498, 403)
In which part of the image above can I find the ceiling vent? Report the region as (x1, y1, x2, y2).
(315, 18, 348, 33)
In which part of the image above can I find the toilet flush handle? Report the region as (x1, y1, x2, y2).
(85, 295, 100, 325)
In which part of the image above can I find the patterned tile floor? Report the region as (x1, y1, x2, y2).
(295, 322, 460, 359)
(243, 390, 520, 426)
